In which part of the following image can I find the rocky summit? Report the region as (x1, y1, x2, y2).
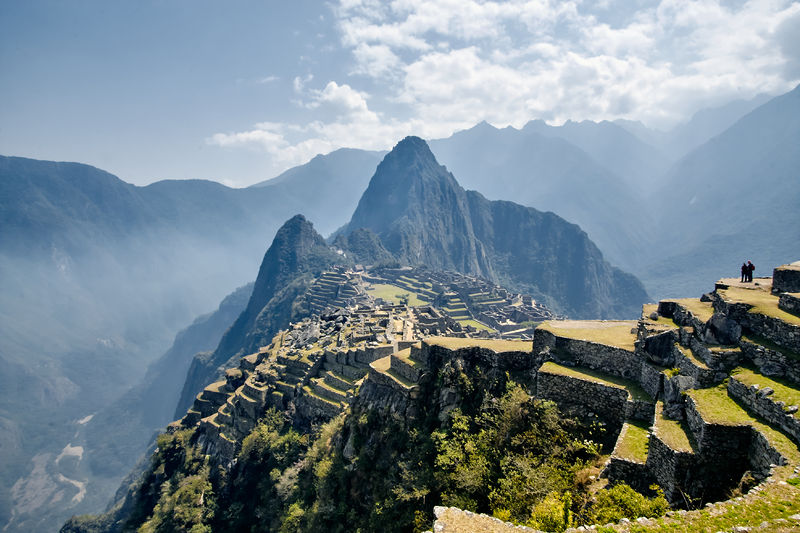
(343, 136, 649, 319)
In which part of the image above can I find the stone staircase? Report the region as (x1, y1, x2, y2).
(306, 270, 367, 315)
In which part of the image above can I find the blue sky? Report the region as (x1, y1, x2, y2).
(2, 0, 799, 187)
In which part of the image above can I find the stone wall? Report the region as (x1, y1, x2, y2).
(728, 377, 800, 443)
(739, 338, 800, 384)
(779, 293, 800, 316)
(390, 353, 423, 383)
(773, 265, 800, 294)
(356, 365, 420, 418)
(535, 371, 629, 431)
(645, 434, 695, 502)
(639, 363, 664, 400)
(640, 329, 678, 367)
(534, 329, 642, 380)
(714, 296, 800, 353)
(418, 342, 536, 373)
(604, 456, 651, 493)
(684, 396, 751, 458)
(674, 345, 718, 387)
(747, 428, 788, 478)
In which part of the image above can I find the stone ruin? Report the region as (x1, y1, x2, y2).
(173, 262, 800, 529)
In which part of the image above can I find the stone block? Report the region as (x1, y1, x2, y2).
(773, 265, 800, 294)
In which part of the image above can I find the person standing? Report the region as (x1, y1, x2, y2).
(741, 262, 748, 282)
(747, 261, 755, 282)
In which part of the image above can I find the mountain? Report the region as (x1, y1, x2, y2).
(520, 119, 670, 193)
(175, 215, 343, 415)
(330, 227, 395, 266)
(614, 93, 773, 161)
(344, 136, 649, 318)
(84, 283, 252, 478)
(0, 150, 377, 533)
(641, 85, 800, 298)
(251, 148, 384, 236)
(345, 136, 492, 277)
(428, 123, 654, 271)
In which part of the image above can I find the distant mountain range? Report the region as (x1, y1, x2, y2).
(345, 136, 647, 318)
(2, 85, 797, 532)
(0, 150, 381, 532)
(642, 85, 800, 297)
(177, 136, 648, 432)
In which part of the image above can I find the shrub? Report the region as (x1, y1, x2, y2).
(588, 483, 668, 525)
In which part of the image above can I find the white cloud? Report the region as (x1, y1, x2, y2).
(210, 0, 800, 179)
(334, 0, 800, 129)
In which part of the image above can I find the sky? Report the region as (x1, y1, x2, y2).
(1, 0, 799, 187)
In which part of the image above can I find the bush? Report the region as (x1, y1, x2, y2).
(588, 483, 668, 524)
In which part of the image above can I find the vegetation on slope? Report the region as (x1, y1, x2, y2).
(66, 353, 670, 533)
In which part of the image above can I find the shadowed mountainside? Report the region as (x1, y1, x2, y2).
(344, 136, 648, 318)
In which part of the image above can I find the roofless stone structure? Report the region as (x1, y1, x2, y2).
(173, 262, 800, 531)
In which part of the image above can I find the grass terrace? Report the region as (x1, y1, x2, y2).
(676, 344, 710, 370)
(205, 380, 228, 393)
(457, 318, 495, 332)
(365, 283, 428, 306)
(537, 320, 638, 351)
(688, 386, 800, 462)
(614, 420, 651, 462)
(664, 298, 715, 322)
(741, 333, 800, 362)
(370, 355, 416, 388)
(654, 402, 695, 453)
(642, 303, 680, 329)
(718, 287, 800, 326)
(538, 361, 650, 402)
(731, 367, 800, 410)
(426, 336, 533, 353)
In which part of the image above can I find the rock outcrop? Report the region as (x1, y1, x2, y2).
(342, 136, 649, 318)
(175, 215, 343, 415)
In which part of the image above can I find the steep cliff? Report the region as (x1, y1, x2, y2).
(175, 215, 342, 415)
(345, 136, 648, 318)
(345, 136, 492, 277)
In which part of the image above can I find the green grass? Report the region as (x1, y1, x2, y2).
(719, 287, 800, 326)
(457, 319, 495, 332)
(393, 348, 424, 368)
(654, 402, 695, 453)
(688, 385, 755, 425)
(537, 320, 638, 350)
(365, 283, 427, 306)
(641, 302, 679, 326)
(615, 420, 651, 462)
(619, 481, 800, 532)
(426, 336, 533, 353)
(731, 367, 800, 410)
(741, 334, 800, 362)
(663, 298, 715, 322)
(538, 361, 651, 402)
(676, 344, 710, 370)
(370, 356, 416, 388)
(688, 386, 800, 462)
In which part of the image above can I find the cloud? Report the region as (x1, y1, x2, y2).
(335, 0, 800, 128)
(210, 0, 800, 179)
(208, 82, 412, 172)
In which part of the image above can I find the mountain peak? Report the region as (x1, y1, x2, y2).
(384, 135, 438, 165)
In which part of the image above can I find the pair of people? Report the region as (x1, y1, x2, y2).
(740, 261, 755, 282)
